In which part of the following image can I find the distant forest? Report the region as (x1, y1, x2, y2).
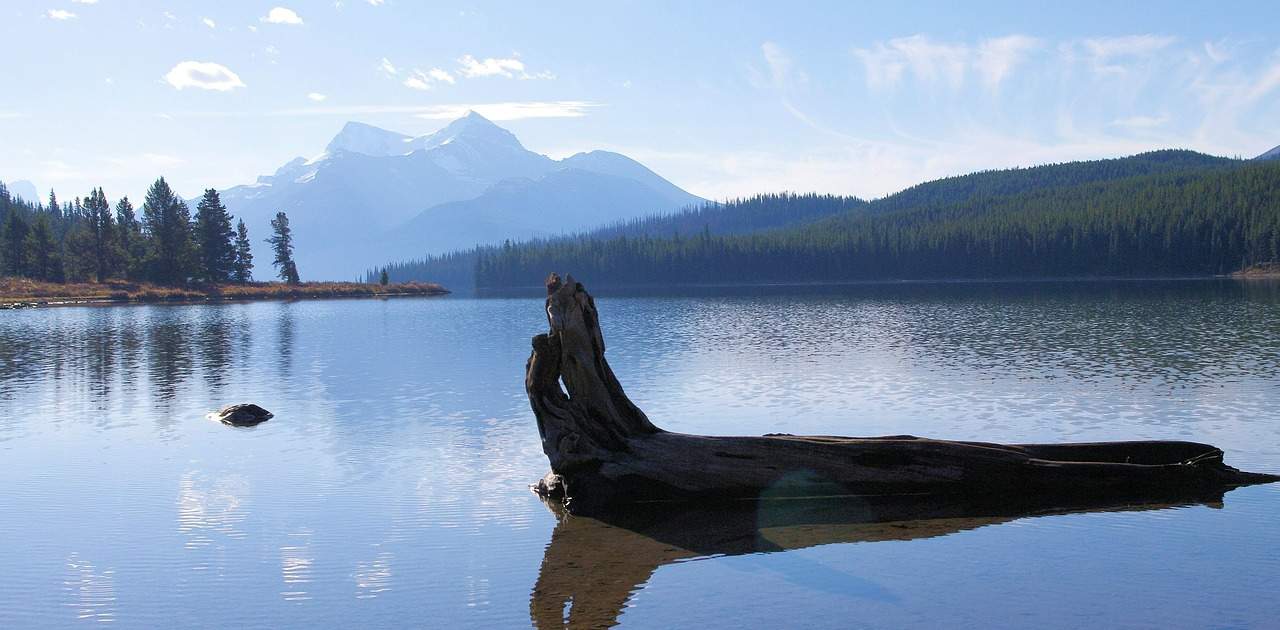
(371, 193, 864, 289)
(376, 150, 1280, 289)
(0, 179, 299, 286)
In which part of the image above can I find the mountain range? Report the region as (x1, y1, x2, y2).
(216, 112, 701, 280)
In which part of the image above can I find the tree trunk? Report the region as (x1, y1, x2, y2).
(526, 274, 1280, 515)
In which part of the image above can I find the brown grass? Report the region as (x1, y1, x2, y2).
(0, 277, 448, 307)
(1231, 262, 1280, 279)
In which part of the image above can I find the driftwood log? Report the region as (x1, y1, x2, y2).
(527, 273, 1279, 515)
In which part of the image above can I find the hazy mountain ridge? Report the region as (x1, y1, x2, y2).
(467, 149, 1280, 287)
(215, 111, 702, 280)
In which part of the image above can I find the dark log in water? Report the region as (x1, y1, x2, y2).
(526, 273, 1280, 515)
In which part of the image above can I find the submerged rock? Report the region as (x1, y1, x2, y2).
(215, 404, 273, 427)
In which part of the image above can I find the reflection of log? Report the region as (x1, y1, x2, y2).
(526, 274, 1279, 514)
(530, 488, 1229, 630)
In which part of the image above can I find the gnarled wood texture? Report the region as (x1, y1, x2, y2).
(526, 273, 1280, 515)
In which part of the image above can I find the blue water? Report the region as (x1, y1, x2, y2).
(2, 280, 1278, 628)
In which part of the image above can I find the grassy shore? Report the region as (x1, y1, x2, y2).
(0, 277, 448, 308)
(1231, 262, 1280, 279)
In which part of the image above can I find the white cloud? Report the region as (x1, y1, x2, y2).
(854, 35, 970, 89)
(1112, 114, 1170, 129)
(261, 7, 303, 25)
(758, 41, 808, 89)
(428, 68, 455, 84)
(47, 9, 77, 20)
(975, 35, 1041, 87)
(307, 92, 327, 102)
(456, 54, 552, 80)
(163, 61, 247, 92)
(403, 72, 431, 90)
(71, 0, 97, 4)
(202, 17, 216, 29)
(0, 112, 25, 119)
(367, 0, 385, 5)
(403, 67, 455, 90)
(457, 55, 525, 78)
(412, 101, 599, 121)
(1076, 34, 1175, 74)
(377, 57, 398, 77)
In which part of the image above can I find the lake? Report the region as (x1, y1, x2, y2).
(2, 280, 1279, 628)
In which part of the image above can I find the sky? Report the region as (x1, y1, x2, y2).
(3, 0, 1280, 204)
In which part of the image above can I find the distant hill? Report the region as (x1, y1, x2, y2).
(216, 111, 702, 280)
(1256, 145, 1280, 161)
(470, 150, 1280, 287)
(374, 192, 865, 291)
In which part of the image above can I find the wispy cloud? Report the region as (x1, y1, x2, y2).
(413, 101, 596, 120)
(163, 61, 246, 92)
(1111, 114, 1169, 129)
(377, 57, 398, 77)
(306, 93, 327, 102)
(71, 0, 97, 4)
(1072, 34, 1176, 75)
(851, 34, 1042, 90)
(201, 17, 216, 29)
(261, 7, 303, 25)
(457, 55, 554, 80)
(403, 68, 455, 90)
(47, 9, 77, 20)
(975, 35, 1042, 87)
(0, 112, 25, 120)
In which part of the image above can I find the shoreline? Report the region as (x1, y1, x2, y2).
(474, 273, 1276, 293)
(0, 280, 450, 309)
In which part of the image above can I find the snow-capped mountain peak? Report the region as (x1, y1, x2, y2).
(325, 121, 416, 157)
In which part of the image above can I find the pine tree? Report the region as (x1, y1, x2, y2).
(2, 211, 29, 276)
(194, 188, 236, 283)
(24, 214, 61, 281)
(115, 197, 145, 279)
(233, 219, 254, 284)
(63, 224, 96, 282)
(379, 267, 389, 286)
(267, 211, 300, 284)
(140, 177, 196, 285)
(85, 187, 119, 282)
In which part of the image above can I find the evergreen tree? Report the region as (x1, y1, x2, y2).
(233, 219, 254, 284)
(62, 224, 96, 282)
(379, 267, 389, 286)
(2, 211, 29, 276)
(115, 197, 145, 279)
(267, 211, 300, 284)
(140, 177, 196, 285)
(86, 187, 119, 282)
(24, 214, 61, 281)
(193, 188, 236, 283)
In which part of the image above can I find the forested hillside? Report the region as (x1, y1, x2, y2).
(470, 152, 1280, 288)
(370, 193, 862, 289)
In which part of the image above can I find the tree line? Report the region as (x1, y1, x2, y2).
(469, 153, 1280, 288)
(1, 178, 300, 286)
(368, 193, 864, 290)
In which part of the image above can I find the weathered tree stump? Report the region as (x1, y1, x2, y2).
(526, 273, 1279, 515)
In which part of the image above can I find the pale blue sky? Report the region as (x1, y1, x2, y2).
(4, 1, 1280, 203)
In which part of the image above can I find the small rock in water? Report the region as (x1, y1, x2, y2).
(215, 403, 273, 427)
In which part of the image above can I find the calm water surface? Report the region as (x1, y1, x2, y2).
(2, 280, 1279, 628)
